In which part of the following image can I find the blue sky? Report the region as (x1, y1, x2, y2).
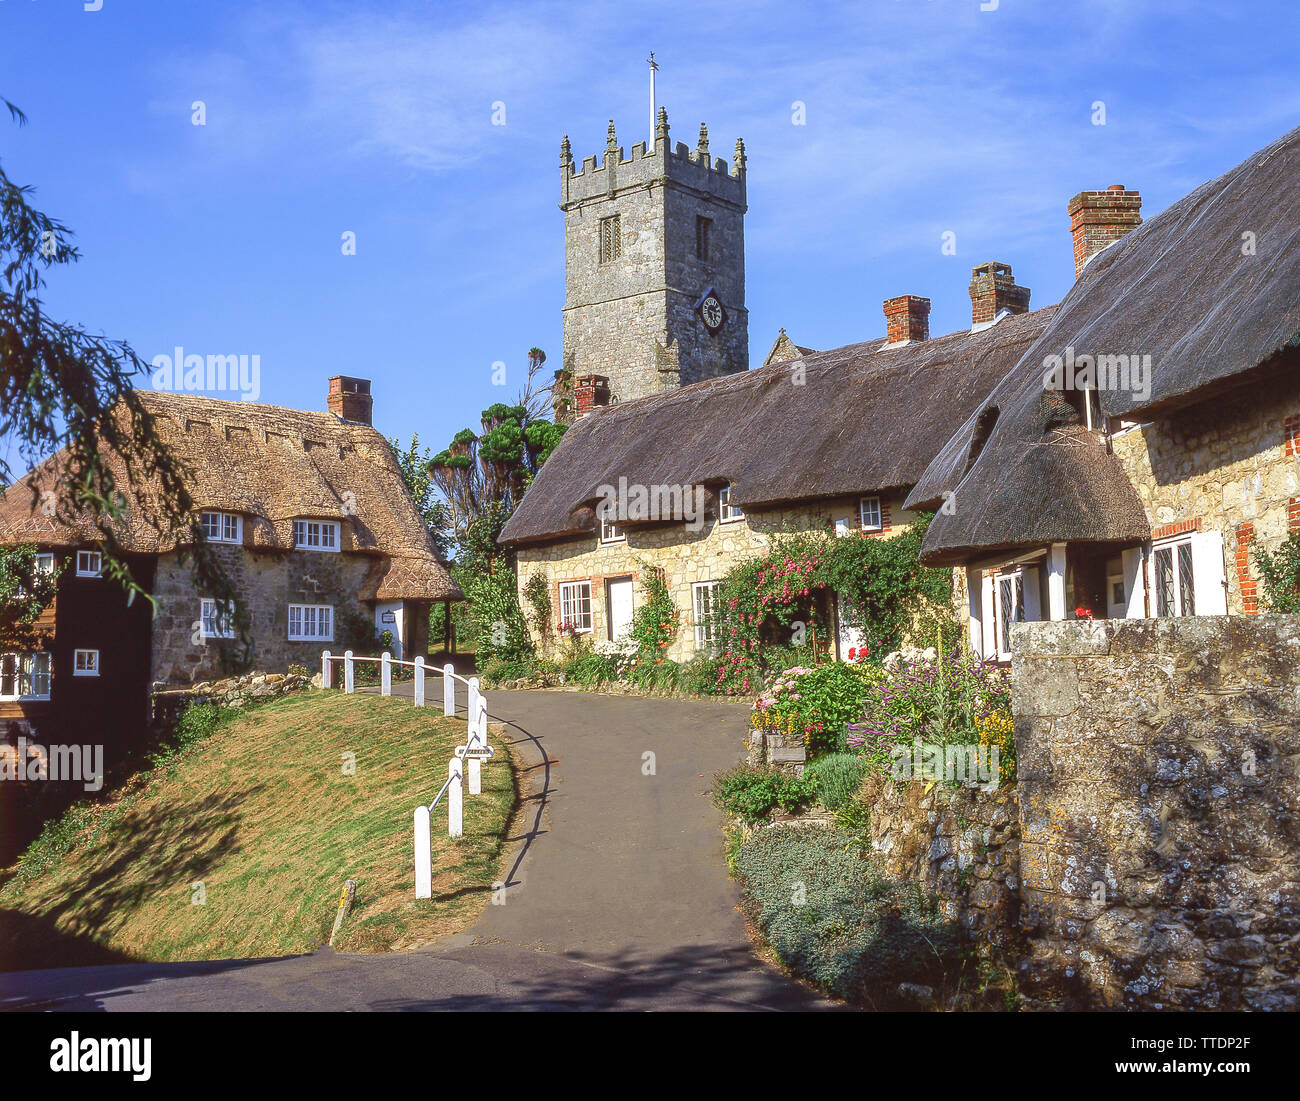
(3, 0, 1299, 456)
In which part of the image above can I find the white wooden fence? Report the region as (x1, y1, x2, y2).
(321, 650, 495, 898)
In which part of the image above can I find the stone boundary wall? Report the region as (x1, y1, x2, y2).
(1013, 616, 1300, 1010)
(152, 671, 311, 729)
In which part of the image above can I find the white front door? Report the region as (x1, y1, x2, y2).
(836, 593, 868, 659)
(607, 578, 635, 640)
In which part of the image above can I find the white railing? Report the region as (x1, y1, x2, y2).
(320, 649, 495, 898)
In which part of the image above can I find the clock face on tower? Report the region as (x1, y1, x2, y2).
(697, 289, 726, 334)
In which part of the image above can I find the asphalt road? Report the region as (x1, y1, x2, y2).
(0, 688, 829, 1011)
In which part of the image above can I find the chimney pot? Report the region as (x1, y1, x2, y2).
(969, 261, 1031, 327)
(1068, 187, 1142, 278)
(882, 295, 930, 345)
(328, 375, 373, 426)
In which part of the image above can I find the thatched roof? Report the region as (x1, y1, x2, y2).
(500, 306, 1056, 545)
(908, 124, 1300, 566)
(0, 391, 461, 602)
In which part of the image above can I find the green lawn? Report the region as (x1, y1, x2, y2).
(0, 691, 516, 970)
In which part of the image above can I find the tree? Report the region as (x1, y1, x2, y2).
(1255, 531, 1300, 613)
(0, 544, 61, 649)
(0, 99, 238, 624)
(389, 433, 452, 561)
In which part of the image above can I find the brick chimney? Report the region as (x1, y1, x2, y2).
(1068, 185, 1142, 278)
(882, 295, 930, 345)
(328, 376, 373, 425)
(969, 262, 1031, 327)
(574, 374, 611, 418)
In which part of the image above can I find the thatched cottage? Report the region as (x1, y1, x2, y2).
(501, 287, 1054, 662)
(906, 125, 1300, 660)
(0, 376, 459, 741)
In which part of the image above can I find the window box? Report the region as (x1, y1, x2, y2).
(288, 604, 334, 642)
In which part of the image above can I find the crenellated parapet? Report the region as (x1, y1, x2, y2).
(559, 112, 746, 210)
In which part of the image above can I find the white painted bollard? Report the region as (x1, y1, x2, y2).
(321, 650, 332, 689)
(414, 805, 432, 898)
(467, 677, 480, 733)
(443, 663, 455, 717)
(344, 650, 355, 694)
(414, 657, 425, 707)
(447, 758, 463, 838)
(381, 651, 392, 696)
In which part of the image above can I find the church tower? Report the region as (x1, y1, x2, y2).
(558, 109, 748, 410)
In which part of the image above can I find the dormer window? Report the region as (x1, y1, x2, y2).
(201, 511, 242, 544)
(718, 485, 745, 523)
(294, 520, 340, 552)
(600, 516, 625, 544)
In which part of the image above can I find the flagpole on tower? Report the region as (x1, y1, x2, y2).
(648, 52, 658, 152)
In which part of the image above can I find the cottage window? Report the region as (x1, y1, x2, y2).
(1151, 538, 1195, 618)
(598, 215, 621, 265)
(993, 569, 1027, 662)
(718, 485, 745, 523)
(73, 649, 100, 677)
(16, 553, 55, 597)
(293, 520, 340, 552)
(288, 604, 334, 642)
(600, 516, 625, 544)
(696, 216, 712, 261)
(0, 653, 52, 700)
(201, 511, 242, 544)
(859, 496, 883, 532)
(200, 598, 236, 640)
(558, 581, 593, 634)
(75, 550, 103, 578)
(693, 581, 721, 651)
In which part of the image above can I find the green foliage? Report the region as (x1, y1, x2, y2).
(0, 544, 62, 644)
(733, 826, 963, 1006)
(803, 753, 868, 810)
(388, 433, 453, 561)
(751, 662, 882, 757)
(622, 563, 680, 688)
(522, 570, 552, 640)
(1255, 531, 1300, 613)
(712, 765, 819, 824)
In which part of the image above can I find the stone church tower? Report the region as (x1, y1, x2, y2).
(558, 109, 749, 413)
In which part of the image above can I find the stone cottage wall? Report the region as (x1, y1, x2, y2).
(514, 494, 919, 664)
(1012, 615, 1300, 1010)
(151, 546, 374, 685)
(1111, 379, 1300, 614)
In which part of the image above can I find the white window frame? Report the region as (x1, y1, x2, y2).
(558, 580, 593, 634)
(75, 550, 103, 578)
(692, 581, 721, 652)
(288, 603, 334, 642)
(73, 649, 100, 677)
(200, 598, 236, 640)
(201, 511, 242, 544)
(859, 496, 883, 532)
(600, 516, 625, 544)
(0, 652, 53, 701)
(718, 484, 745, 523)
(293, 520, 341, 552)
(1148, 536, 1196, 618)
(16, 553, 55, 598)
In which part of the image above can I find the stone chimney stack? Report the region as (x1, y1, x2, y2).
(1068, 185, 1142, 278)
(883, 295, 930, 346)
(328, 376, 373, 425)
(574, 374, 611, 418)
(969, 262, 1031, 327)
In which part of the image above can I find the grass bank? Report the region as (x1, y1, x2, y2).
(0, 691, 516, 970)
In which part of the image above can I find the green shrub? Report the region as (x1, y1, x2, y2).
(1256, 530, 1300, 612)
(751, 661, 881, 757)
(479, 655, 538, 685)
(679, 653, 722, 696)
(803, 753, 867, 810)
(733, 826, 962, 1006)
(712, 765, 818, 823)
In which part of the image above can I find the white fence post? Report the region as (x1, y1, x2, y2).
(447, 758, 463, 839)
(381, 651, 392, 696)
(443, 663, 455, 717)
(467, 677, 480, 738)
(344, 650, 355, 694)
(321, 650, 332, 689)
(414, 657, 425, 707)
(414, 805, 432, 899)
